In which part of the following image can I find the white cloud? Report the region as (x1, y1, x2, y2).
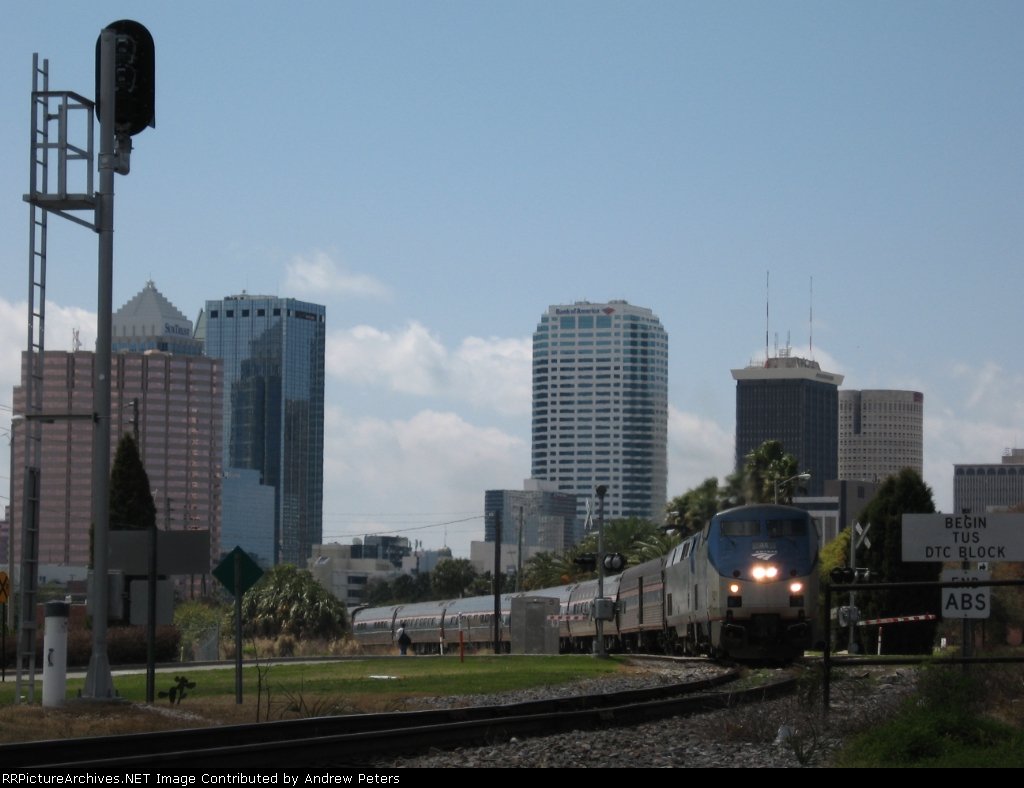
(321, 407, 527, 556)
(326, 321, 531, 416)
(282, 250, 390, 300)
(920, 362, 1024, 512)
(666, 405, 735, 498)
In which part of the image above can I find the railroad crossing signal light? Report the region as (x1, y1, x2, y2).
(830, 566, 872, 585)
(603, 553, 627, 572)
(573, 553, 597, 571)
(96, 20, 155, 136)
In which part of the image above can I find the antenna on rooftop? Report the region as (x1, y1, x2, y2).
(72, 328, 81, 352)
(765, 271, 769, 363)
(809, 276, 814, 360)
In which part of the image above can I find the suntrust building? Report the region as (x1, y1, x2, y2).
(530, 301, 668, 525)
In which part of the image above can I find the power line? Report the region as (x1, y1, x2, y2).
(323, 514, 483, 538)
(322, 510, 478, 518)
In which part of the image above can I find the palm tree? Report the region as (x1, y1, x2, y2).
(665, 477, 720, 538)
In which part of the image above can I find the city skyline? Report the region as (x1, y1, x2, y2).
(2, 5, 1023, 557)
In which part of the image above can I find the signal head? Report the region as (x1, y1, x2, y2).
(97, 20, 155, 136)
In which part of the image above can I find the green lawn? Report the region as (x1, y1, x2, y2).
(0, 655, 626, 706)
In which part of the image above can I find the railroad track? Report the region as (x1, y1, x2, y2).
(4, 667, 796, 770)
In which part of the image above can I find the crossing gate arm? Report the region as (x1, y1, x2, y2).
(856, 614, 936, 626)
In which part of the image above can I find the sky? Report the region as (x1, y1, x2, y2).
(1, 3, 1023, 557)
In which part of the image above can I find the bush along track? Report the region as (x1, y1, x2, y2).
(839, 663, 1024, 767)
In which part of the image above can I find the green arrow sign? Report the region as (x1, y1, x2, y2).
(213, 547, 264, 597)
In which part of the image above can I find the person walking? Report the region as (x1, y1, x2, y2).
(396, 621, 411, 656)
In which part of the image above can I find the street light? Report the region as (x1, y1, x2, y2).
(775, 472, 811, 504)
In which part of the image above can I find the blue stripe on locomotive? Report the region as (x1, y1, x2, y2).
(706, 504, 819, 580)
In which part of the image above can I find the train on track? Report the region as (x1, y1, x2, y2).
(351, 503, 820, 661)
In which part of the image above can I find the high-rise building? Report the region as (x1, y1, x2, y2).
(732, 350, 842, 497)
(203, 294, 325, 567)
(791, 480, 882, 545)
(838, 390, 923, 483)
(112, 280, 205, 356)
(484, 479, 579, 551)
(11, 349, 222, 571)
(221, 469, 275, 568)
(530, 301, 668, 523)
(954, 449, 1024, 514)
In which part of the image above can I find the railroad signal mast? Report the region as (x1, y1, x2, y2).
(16, 21, 154, 704)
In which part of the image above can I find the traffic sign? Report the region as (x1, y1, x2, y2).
(940, 569, 990, 619)
(902, 513, 1024, 562)
(213, 547, 264, 597)
(0, 571, 9, 603)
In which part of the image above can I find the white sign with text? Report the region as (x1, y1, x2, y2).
(902, 513, 1024, 562)
(940, 569, 991, 619)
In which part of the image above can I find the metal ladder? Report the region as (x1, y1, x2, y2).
(15, 53, 96, 704)
(16, 55, 50, 704)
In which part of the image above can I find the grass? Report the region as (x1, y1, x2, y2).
(837, 663, 1024, 767)
(0, 655, 627, 743)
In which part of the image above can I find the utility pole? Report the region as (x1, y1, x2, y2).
(516, 506, 523, 593)
(492, 510, 501, 654)
(594, 485, 607, 658)
(961, 509, 971, 671)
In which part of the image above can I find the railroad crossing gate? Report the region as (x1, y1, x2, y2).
(939, 569, 990, 619)
(902, 513, 1024, 562)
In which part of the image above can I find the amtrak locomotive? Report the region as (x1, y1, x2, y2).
(351, 504, 819, 661)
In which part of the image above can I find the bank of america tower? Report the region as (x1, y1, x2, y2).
(531, 301, 668, 525)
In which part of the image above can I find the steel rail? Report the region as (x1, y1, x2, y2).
(3, 669, 796, 770)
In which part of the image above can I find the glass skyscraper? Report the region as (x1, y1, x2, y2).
(202, 295, 325, 567)
(530, 301, 668, 524)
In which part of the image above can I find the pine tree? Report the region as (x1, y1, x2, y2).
(109, 433, 156, 531)
(857, 468, 941, 654)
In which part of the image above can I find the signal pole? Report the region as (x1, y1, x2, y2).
(82, 27, 118, 700)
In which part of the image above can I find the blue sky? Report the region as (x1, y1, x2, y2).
(2, 3, 1022, 556)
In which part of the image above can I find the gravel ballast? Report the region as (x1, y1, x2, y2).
(379, 660, 916, 768)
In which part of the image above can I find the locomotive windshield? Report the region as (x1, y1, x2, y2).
(766, 519, 807, 537)
(720, 520, 760, 536)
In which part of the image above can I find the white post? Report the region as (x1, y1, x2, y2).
(42, 601, 69, 707)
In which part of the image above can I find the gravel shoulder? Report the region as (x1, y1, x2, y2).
(379, 661, 917, 768)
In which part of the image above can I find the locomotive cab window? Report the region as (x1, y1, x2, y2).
(766, 519, 807, 537)
(720, 520, 760, 537)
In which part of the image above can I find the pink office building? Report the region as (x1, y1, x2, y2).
(11, 288, 222, 576)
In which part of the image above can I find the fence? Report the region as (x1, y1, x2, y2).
(821, 577, 1024, 714)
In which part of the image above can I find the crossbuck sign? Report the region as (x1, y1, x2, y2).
(902, 513, 1024, 562)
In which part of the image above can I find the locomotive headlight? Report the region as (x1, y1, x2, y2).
(790, 582, 803, 593)
(765, 566, 778, 579)
(729, 584, 740, 594)
(752, 566, 766, 580)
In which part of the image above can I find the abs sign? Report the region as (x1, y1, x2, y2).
(940, 569, 990, 619)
